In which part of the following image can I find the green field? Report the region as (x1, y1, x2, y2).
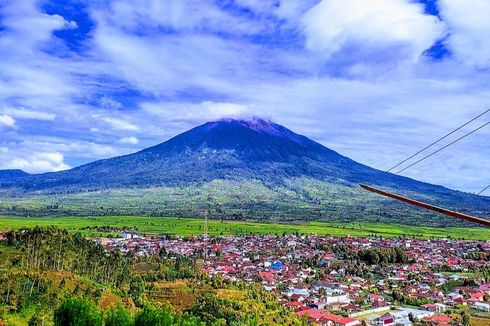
(0, 215, 489, 240)
(2, 178, 487, 228)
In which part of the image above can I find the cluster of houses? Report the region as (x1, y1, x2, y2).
(97, 233, 490, 325)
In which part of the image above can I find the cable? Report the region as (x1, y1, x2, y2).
(395, 121, 489, 174)
(478, 184, 490, 195)
(387, 109, 490, 172)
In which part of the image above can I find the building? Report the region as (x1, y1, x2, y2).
(421, 315, 452, 325)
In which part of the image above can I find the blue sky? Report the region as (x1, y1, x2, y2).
(0, 0, 489, 194)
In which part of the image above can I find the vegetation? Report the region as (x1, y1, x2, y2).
(54, 297, 103, 326)
(0, 227, 301, 325)
(54, 298, 206, 326)
(358, 247, 408, 265)
(1, 177, 488, 228)
(1, 215, 489, 240)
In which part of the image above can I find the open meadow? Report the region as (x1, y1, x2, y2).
(1, 215, 489, 240)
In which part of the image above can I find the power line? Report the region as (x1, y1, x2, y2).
(395, 121, 489, 174)
(478, 184, 490, 195)
(360, 184, 490, 227)
(387, 109, 490, 172)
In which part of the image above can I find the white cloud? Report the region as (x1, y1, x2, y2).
(0, 0, 84, 136)
(99, 116, 139, 131)
(3, 107, 56, 121)
(33, 140, 119, 159)
(438, 0, 490, 68)
(0, 139, 124, 173)
(0, 114, 16, 127)
(301, 0, 446, 74)
(0, 0, 76, 52)
(142, 101, 252, 122)
(97, 0, 265, 35)
(119, 136, 139, 145)
(1, 151, 70, 173)
(0, 0, 488, 193)
(91, 24, 251, 96)
(200, 101, 250, 119)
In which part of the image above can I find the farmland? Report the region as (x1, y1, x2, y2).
(0, 215, 489, 240)
(2, 177, 489, 228)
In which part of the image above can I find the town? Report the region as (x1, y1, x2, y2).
(97, 232, 490, 326)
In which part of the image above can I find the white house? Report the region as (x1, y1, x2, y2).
(474, 302, 490, 312)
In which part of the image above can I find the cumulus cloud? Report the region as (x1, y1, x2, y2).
(0, 114, 16, 128)
(0, 151, 70, 173)
(0, 0, 76, 52)
(119, 136, 139, 145)
(0, 138, 125, 173)
(301, 0, 446, 74)
(438, 0, 490, 68)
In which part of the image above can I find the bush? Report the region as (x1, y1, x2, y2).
(134, 305, 174, 326)
(54, 297, 103, 326)
(105, 304, 133, 326)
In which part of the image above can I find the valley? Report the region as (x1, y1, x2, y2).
(1, 215, 489, 240)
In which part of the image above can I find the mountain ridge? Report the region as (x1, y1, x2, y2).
(0, 118, 488, 226)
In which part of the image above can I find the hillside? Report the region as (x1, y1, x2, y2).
(0, 169, 29, 179)
(0, 119, 488, 226)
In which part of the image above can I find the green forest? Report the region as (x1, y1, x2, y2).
(0, 227, 304, 325)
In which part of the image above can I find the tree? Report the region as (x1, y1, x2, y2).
(6, 230, 17, 245)
(54, 297, 103, 326)
(129, 276, 145, 307)
(105, 304, 133, 326)
(134, 305, 174, 326)
(461, 310, 471, 326)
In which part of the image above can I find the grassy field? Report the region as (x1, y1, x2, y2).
(0, 215, 489, 240)
(2, 178, 486, 228)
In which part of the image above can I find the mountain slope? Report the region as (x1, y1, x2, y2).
(0, 169, 29, 179)
(0, 119, 488, 226)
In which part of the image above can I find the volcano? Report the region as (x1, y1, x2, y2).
(1, 118, 488, 226)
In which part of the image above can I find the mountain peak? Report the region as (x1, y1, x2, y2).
(143, 116, 330, 160)
(215, 117, 276, 132)
(201, 117, 286, 138)
(205, 117, 314, 144)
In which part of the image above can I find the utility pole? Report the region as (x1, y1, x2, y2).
(204, 209, 209, 260)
